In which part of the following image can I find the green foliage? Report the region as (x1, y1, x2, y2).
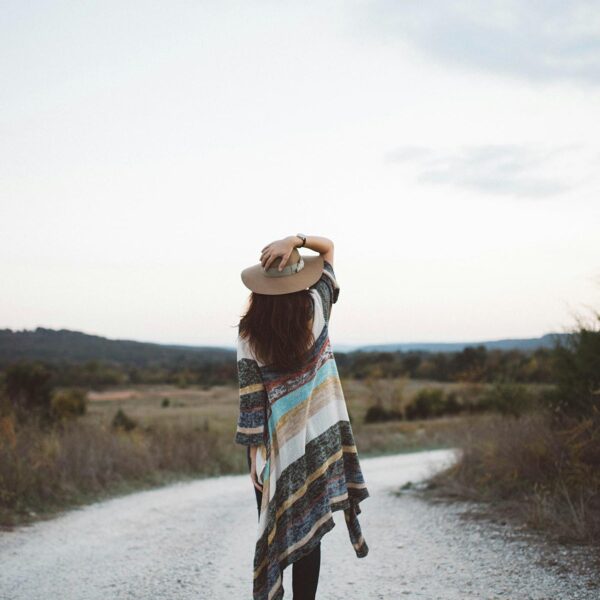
(443, 391, 462, 415)
(544, 315, 600, 419)
(50, 388, 87, 420)
(111, 408, 137, 431)
(161, 397, 170, 408)
(175, 373, 190, 388)
(0, 328, 565, 389)
(363, 377, 405, 423)
(4, 360, 54, 423)
(449, 345, 488, 381)
(364, 402, 402, 423)
(405, 388, 447, 420)
(0, 327, 233, 369)
(364, 383, 513, 423)
(339, 344, 559, 384)
(0, 328, 237, 388)
(479, 380, 536, 418)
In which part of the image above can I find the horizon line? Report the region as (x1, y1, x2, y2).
(1, 325, 567, 350)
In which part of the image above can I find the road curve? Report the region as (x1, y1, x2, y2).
(0, 448, 597, 599)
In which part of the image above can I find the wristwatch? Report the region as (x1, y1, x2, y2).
(295, 233, 307, 247)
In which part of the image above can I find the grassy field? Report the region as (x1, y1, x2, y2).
(83, 378, 491, 454)
(86, 384, 240, 436)
(0, 377, 483, 528)
(1, 378, 548, 529)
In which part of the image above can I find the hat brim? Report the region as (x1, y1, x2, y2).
(241, 254, 324, 295)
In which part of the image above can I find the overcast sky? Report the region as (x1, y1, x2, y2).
(2, 1, 599, 348)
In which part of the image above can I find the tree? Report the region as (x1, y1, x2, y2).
(544, 311, 600, 419)
(4, 360, 54, 423)
(50, 388, 87, 419)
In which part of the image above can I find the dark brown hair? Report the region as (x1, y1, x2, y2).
(238, 290, 315, 372)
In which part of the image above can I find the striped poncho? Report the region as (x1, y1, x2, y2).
(234, 259, 370, 600)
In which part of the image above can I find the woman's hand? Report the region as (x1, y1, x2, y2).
(260, 236, 297, 271)
(249, 446, 263, 492)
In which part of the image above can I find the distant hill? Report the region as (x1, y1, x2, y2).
(0, 327, 234, 369)
(0, 327, 570, 369)
(344, 333, 569, 354)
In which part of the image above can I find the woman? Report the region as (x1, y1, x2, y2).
(234, 234, 369, 600)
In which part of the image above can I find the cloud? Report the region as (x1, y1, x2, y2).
(365, 1, 600, 85)
(384, 144, 577, 198)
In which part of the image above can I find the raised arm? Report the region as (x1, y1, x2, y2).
(260, 235, 334, 271)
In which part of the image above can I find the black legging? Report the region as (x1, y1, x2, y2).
(246, 446, 321, 600)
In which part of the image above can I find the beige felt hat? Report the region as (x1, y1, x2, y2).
(241, 248, 324, 295)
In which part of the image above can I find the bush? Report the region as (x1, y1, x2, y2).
(427, 411, 600, 544)
(50, 388, 87, 420)
(444, 391, 462, 415)
(480, 380, 536, 418)
(4, 361, 53, 423)
(364, 402, 402, 423)
(423, 296, 600, 545)
(363, 376, 406, 423)
(405, 388, 446, 420)
(0, 418, 237, 526)
(544, 315, 600, 419)
(112, 408, 137, 431)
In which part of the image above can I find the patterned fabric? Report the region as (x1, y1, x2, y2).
(234, 260, 370, 600)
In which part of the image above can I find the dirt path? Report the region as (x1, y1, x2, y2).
(0, 448, 597, 599)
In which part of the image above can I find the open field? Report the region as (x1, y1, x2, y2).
(0, 378, 551, 529)
(86, 384, 240, 435)
(83, 378, 521, 454)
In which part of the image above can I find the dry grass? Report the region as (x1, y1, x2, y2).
(0, 412, 246, 528)
(344, 376, 484, 417)
(83, 383, 240, 434)
(353, 415, 474, 455)
(423, 411, 600, 546)
(0, 379, 473, 527)
(83, 379, 477, 455)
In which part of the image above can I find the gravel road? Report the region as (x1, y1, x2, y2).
(1, 448, 597, 599)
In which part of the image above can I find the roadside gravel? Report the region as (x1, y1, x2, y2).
(0, 448, 597, 599)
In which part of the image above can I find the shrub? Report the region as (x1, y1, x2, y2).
(4, 361, 53, 423)
(0, 418, 237, 526)
(405, 388, 446, 420)
(444, 391, 462, 415)
(175, 373, 190, 389)
(364, 402, 402, 423)
(544, 315, 600, 419)
(480, 380, 535, 418)
(111, 408, 137, 431)
(427, 411, 600, 544)
(363, 376, 405, 423)
(50, 388, 87, 420)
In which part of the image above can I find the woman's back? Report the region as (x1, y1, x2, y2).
(235, 255, 369, 600)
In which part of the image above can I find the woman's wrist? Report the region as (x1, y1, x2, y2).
(287, 235, 303, 248)
(288, 235, 333, 255)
